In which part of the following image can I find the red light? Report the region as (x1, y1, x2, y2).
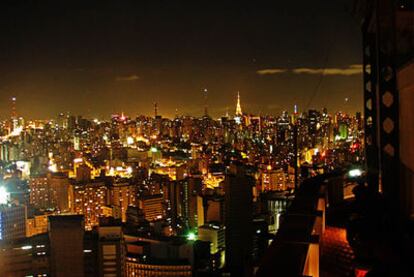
(355, 268, 369, 277)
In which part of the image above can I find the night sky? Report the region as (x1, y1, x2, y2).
(0, 0, 362, 119)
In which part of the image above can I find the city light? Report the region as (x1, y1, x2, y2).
(127, 137, 134, 145)
(126, 167, 133, 174)
(0, 186, 9, 204)
(186, 232, 197, 241)
(234, 116, 242, 124)
(348, 168, 363, 178)
(0, 1, 407, 275)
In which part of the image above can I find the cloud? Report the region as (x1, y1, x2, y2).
(256, 68, 287, 75)
(293, 64, 363, 76)
(116, 75, 140, 81)
(293, 68, 324, 74)
(257, 64, 362, 76)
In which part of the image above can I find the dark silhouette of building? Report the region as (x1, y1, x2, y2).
(49, 215, 85, 277)
(224, 164, 254, 276)
(0, 204, 26, 241)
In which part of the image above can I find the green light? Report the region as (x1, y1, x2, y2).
(150, 147, 158, 153)
(187, 232, 197, 241)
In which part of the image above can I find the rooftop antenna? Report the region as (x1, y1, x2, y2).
(154, 102, 158, 118)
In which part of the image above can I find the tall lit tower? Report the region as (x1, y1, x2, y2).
(11, 97, 17, 119)
(235, 92, 242, 116)
(10, 97, 18, 131)
(203, 88, 208, 117)
(292, 104, 299, 122)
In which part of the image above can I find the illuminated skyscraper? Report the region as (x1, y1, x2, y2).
(110, 181, 138, 222)
(29, 176, 50, 209)
(181, 177, 204, 230)
(235, 92, 242, 116)
(70, 181, 109, 229)
(138, 194, 164, 221)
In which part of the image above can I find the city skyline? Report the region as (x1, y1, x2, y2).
(3, 93, 360, 121)
(0, 0, 362, 119)
(1, 1, 413, 276)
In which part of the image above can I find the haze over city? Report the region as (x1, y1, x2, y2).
(0, 1, 362, 119)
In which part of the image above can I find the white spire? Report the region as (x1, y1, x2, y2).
(236, 91, 242, 116)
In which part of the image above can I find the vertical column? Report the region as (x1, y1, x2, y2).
(376, 0, 400, 209)
(362, 24, 380, 192)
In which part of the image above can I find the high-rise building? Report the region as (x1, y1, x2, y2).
(125, 237, 195, 276)
(0, 234, 50, 276)
(97, 224, 125, 277)
(224, 164, 254, 276)
(0, 142, 10, 162)
(0, 204, 26, 241)
(138, 194, 164, 221)
(166, 180, 180, 225)
(276, 111, 291, 144)
(198, 223, 226, 270)
(48, 215, 84, 277)
(29, 176, 50, 209)
(68, 115, 77, 131)
(198, 224, 225, 255)
(261, 167, 287, 191)
(110, 182, 138, 222)
(205, 195, 225, 223)
(70, 180, 109, 229)
(308, 109, 321, 147)
(26, 214, 49, 237)
(181, 177, 204, 230)
(252, 217, 268, 263)
(49, 173, 70, 212)
(29, 173, 70, 212)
